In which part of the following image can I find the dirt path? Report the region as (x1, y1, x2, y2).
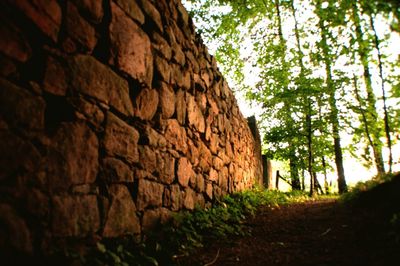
(182, 199, 399, 266)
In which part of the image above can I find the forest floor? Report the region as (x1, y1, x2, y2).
(181, 198, 400, 266)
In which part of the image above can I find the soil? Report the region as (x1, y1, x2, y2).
(179, 198, 400, 266)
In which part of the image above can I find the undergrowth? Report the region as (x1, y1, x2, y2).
(76, 189, 326, 265)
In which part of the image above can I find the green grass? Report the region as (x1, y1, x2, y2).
(77, 189, 331, 265)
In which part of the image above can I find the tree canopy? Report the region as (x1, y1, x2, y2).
(183, 0, 400, 193)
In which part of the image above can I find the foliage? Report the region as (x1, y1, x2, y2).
(183, 0, 400, 193)
(76, 189, 318, 265)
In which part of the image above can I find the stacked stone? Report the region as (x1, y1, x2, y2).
(0, 0, 262, 256)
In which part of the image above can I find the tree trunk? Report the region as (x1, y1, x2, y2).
(316, 1, 347, 193)
(351, 2, 385, 177)
(370, 14, 393, 173)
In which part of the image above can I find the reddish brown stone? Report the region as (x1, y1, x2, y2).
(213, 156, 224, 171)
(159, 82, 175, 119)
(144, 126, 167, 148)
(152, 32, 172, 60)
(136, 179, 164, 210)
(171, 42, 185, 66)
(68, 55, 134, 116)
(0, 19, 31, 62)
(187, 95, 205, 133)
(73, 0, 103, 23)
(103, 112, 139, 164)
(0, 204, 33, 254)
(43, 56, 67, 96)
(196, 174, 205, 193)
(102, 157, 134, 183)
(138, 0, 163, 32)
(205, 183, 213, 200)
(176, 90, 186, 125)
(110, 2, 153, 87)
(183, 187, 195, 210)
(134, 88, 159, 120)
(52, 195, 100, 237)
(198, 141, 212, 172)
(103, 185, 140, 237)
(65, 2, 97, 52)
(0, 132, 41, 181)
(139, 145, 157, 173)
(209, 168, 218, 182)
(177, 157, 193, 187)
(70, 97, 105, 128)
(156, 152, 175, 184)
(11, 0, 62, 42)
(164, 119, 188, 153)
(0, 78, 45, 130)
(47, 122, 99, 190)
(155, 55, 171, 83)
(114, 0, 144, 25)
(170, 184, 182, 211)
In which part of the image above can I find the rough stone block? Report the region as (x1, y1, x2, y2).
(73, 0, 104, 23)
(103, 112, 139, 164)
(47, 122, 99, 190)
(134, 88, 159, 120)
(68, 55, 134, 116)
(183, 187, 195, 210)
(103, 185, 140, 237)
(177, 157, 193, 187)
(102, 157, 134, 183)
(187, 94, 205, 133)
(156, 152, 175, 184)
(0, 19, 31, 62)
(138, 0, 163, 32)
(159, 82, 175, 119)
(43, 56, 67, 96)
(136, 179, 164, 210)
(0, 78, 45, 130)
(164, 119, 188, 153)
(114, 0, 144, 24)
(11, 0, 62, 42)
(138, 145, 157, 173)
(52, 195, 100, 237)
(170, 184, 182, 211)
(175, 89, 186, 125)
(110, 2, 153, 87)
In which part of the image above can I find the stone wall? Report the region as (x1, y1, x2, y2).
(0, 0, 262, 257)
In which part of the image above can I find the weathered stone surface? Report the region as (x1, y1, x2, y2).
(139, 145, 157, 173)
(103, 112, 139, 164)
(70, 97, 105, 128)
(52, 195, 99, 236)
(0, 78, 45, 130)
(144, 126, 167, 148)
(110, 2, 153, 87)
(134, 88, 159, 120)
(156, 152, 175, 184)
(183, 187, 195, 210)
(43, 56, 67, 96)
(68, 55, 134, 116)
(11, 0, 62, 42)
(164, 119, 188, 153)
(209, 168, 218, 182)
(159, 82, 175, 119)
(65, 2, 97, 52)
(171, 42, 185, 66)
(0, 204, 33, 254)
(47, 122, 98, 190)
(154, 55, 171, 82)
(73, 0, 103, 23)
(196, 174, 204, 193)
(102, 157, 133, 183)
(205, 183, 213, 200)
(138, 0, 163, 32)
(0, 132, 41, 181)
(136, 179, 164, 210)
(177, 157, 193, 187)
(0, 19, 31, 62)
(198, 141, 212, 172)
(176, 90, 186, 125)
(103, 185, 140, 236)
(170, 184, 182, 211)
(114, 0, 145, 25)
(187, 95, 205, 133)
(152, 32, 172, 60)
